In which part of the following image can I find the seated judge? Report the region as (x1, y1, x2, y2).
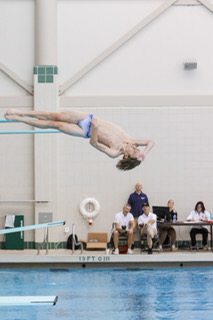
(187, 201, 210, 250)
(138, 203, 157, 254)
(158, 200, 177, 251)
(113, 204, 135, 255)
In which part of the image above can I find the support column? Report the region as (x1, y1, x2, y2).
(34, 0, 59, 246)
(35, 0, 57, 65)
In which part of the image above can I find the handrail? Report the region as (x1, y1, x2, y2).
(37, 227, 49, 255)
(72, 223, 83, 254)
(1, 221, 66, 255)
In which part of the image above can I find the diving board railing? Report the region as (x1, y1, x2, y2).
(0, 117, 60, 134)
(72, 223, 84, 254)
(37, 225, 49, 255)
(0, 296, 58, 306)
(0, 221, 65, 255)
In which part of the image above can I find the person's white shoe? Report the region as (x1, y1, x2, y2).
(127, 248, 133, 254)
(114, 248, 119, 255)
(171, 244, 177, 251)
(159, 245, 163, 251)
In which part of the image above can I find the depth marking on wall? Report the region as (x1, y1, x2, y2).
(79, 256, 110, 262)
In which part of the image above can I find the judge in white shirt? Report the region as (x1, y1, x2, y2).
(187, 201, 210, 250)
(138, 203, 157, 254)
(113, 204, 135, 255)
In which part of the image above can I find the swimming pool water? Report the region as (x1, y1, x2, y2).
(0, 267, 213, 320)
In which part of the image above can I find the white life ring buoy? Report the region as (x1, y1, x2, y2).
(80, 198, 100, 223)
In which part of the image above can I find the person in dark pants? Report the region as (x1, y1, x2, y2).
(158, 200, 177, 251)
(128, 183, 149, 218)
(127, 183, 149, 243)
(187, 201, 210, 250)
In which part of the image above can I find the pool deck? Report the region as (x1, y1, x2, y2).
(1, 248, 213, 268)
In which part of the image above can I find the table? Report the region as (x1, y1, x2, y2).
(158, 221, 213, 251)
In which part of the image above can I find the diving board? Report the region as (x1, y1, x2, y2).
(0, 220, 65, 235)
(0, 118, 49, 123)
(0, 130, 60, 134)
(0, 118, 19, 123)
(0, 118, 60, 134)
(0, 296, 58, 306)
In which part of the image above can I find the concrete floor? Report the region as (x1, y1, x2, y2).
(0, 248, 213, 269)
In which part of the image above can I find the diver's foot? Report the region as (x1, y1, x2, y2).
(5, 108, 19, 116)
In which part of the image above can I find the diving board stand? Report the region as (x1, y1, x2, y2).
(1, 221, 65, 255)
(0, 296, 58, 306)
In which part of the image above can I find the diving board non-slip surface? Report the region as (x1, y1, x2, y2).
(0, 296, 58, 306)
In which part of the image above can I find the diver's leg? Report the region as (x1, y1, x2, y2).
(5, 109, 89, 123)
(5, 108, 57, 120)
(4, 114, 85, 136)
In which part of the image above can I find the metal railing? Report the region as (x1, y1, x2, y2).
(72, 223, 83, 254)
(37, 227, 49, 255)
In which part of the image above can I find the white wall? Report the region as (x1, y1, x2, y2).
(0, 121, 34, 241)
(58, 0, 213, 95)
(0, 0, 34, 88)
(56, 106, 213, 242)
(0, 0, 213, 243)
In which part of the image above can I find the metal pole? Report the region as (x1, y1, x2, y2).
(46, 227, 49, 255)
(72, 223, 75, 254)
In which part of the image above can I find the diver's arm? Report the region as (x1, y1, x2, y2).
(133, 139, 154, 158)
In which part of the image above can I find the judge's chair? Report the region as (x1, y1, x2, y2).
(110, 224, 128, 254)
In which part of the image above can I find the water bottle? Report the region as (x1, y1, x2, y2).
(173, 214, 177, 223)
